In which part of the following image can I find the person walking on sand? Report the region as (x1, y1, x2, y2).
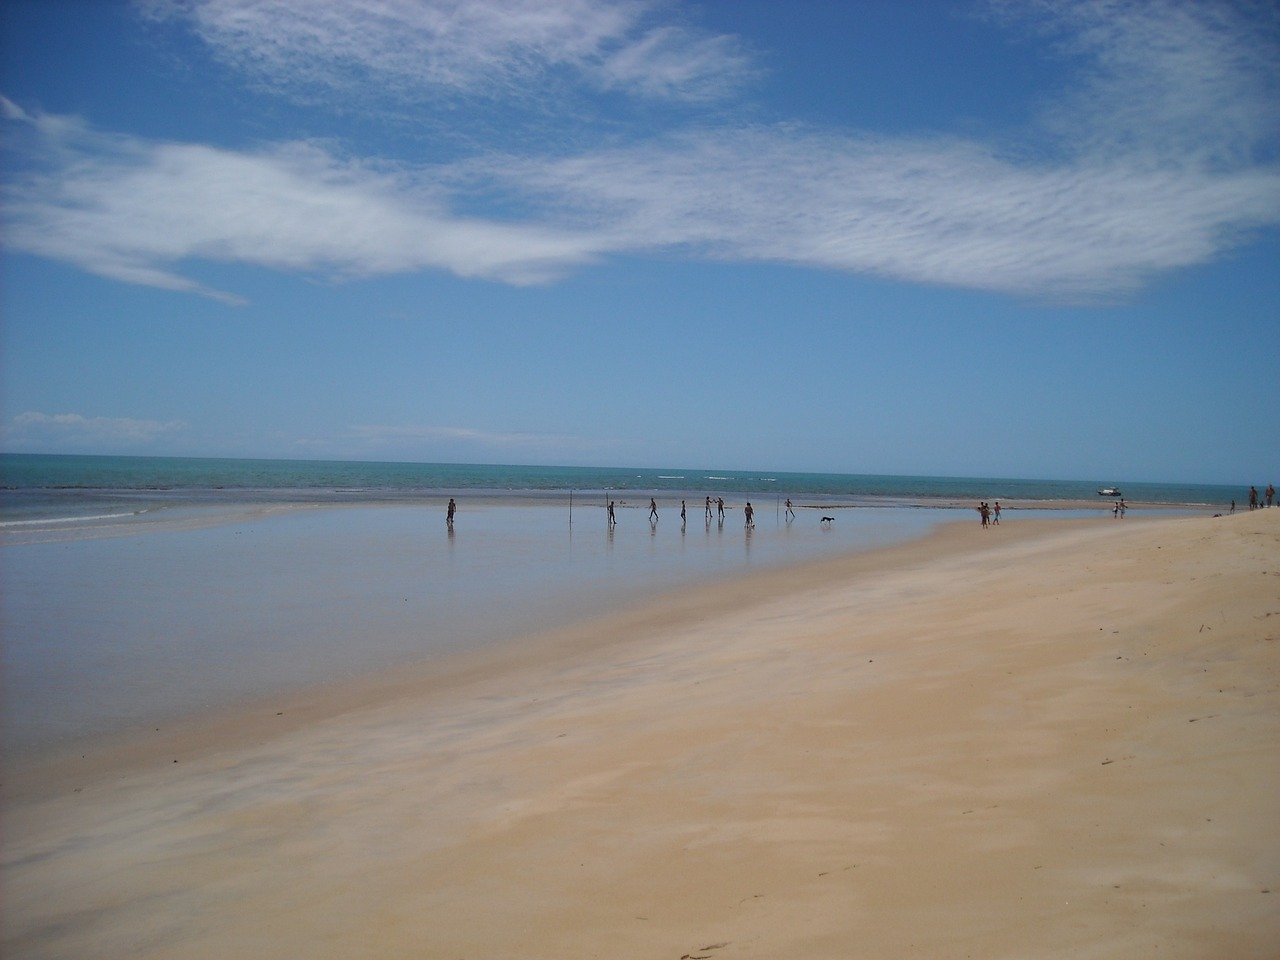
(992, 501, 1001, 525)
(607, 500, 617, 526)
(649, 498, 659, 521)
(717, 497, 725, 522)
(705, 496, 713, 521)
(744, 501, 754, 527)
(785, 498, 795, 521)
(680, 500, 687, 524)
(446, 498, 456, 526)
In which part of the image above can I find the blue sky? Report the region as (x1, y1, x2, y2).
(1, 0, 1277, 484)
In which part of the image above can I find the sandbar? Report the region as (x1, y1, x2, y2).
(3, 510, 1277, 959)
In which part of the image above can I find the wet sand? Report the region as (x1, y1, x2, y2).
(3, 510, 1277, 959)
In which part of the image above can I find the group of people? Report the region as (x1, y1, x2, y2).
(977, 501, 1001, 527)
(455, 483, 1279, 528)
(631, 496, 758, 527)
(440, 494, 786, 529)
(1247, 485, 1276, 510)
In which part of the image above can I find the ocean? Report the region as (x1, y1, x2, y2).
(0, 453, 1244, 528)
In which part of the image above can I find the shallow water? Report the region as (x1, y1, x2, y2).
(3, 502, 958, 756)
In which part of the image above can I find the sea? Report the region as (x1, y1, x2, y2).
(0, 453, 1244, 526)
(0, 455, 1244, 757)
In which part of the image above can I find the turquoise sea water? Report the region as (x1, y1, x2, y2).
(0, 453, 1246, 526)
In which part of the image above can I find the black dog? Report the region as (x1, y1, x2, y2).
(820, 516, 834, 524)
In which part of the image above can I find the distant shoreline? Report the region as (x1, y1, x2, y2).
(0, 451, 1248, 509)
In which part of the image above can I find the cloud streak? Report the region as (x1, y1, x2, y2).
(485, 126, 1280, 298)
(1, 114, 602, 300)
(280, 422, 612, 461)
(3, 1, 1278, 303)
(348, 423, 586, 448)
(8, 412, 188, 446)
(137, 0, 753, 103)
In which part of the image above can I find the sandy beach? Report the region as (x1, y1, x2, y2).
(3, 509, 1277, 959)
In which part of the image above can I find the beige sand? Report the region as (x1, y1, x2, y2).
(3, 510, 1278, 959)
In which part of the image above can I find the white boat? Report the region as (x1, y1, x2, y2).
(1098, 487, 1122, 497)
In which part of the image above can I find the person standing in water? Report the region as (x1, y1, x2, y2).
(649, 498, 659, 521)
(785, 498, 795, 521)
(607, 501, 617, 526)
(680, 500, 687, 524)
(446, 498, 456, 527)
(744, 501, 754, 527)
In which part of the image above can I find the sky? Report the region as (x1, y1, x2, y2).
(1, 0, 1277, 485)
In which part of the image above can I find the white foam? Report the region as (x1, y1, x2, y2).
(0, 511, 140, 527)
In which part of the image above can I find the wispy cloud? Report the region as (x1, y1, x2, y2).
(136, 0, 753, 103)
(481, 126, 1280, 298)
(349, 424, 586, 447)
(4, 2, 1278, 303)
(8, 411, 188, 447)
(280, 422, 614, 461)
(1002, 0, 1280, 168)
(1, 113, 602, 301)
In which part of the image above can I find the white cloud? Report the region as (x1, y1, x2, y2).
(1, 122, 603, 301)
(278, 422, 611, 461)
(137, 0, 752, 103)
(595, 25, 751, 102)
(9, 412, 188, 446)
(0, 94, 30, 121)
(485, 127, 1280, 298)
(4, 1, 1278, 303)
(999, 0, 1280, 168)
(349, 424, 584, 447)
